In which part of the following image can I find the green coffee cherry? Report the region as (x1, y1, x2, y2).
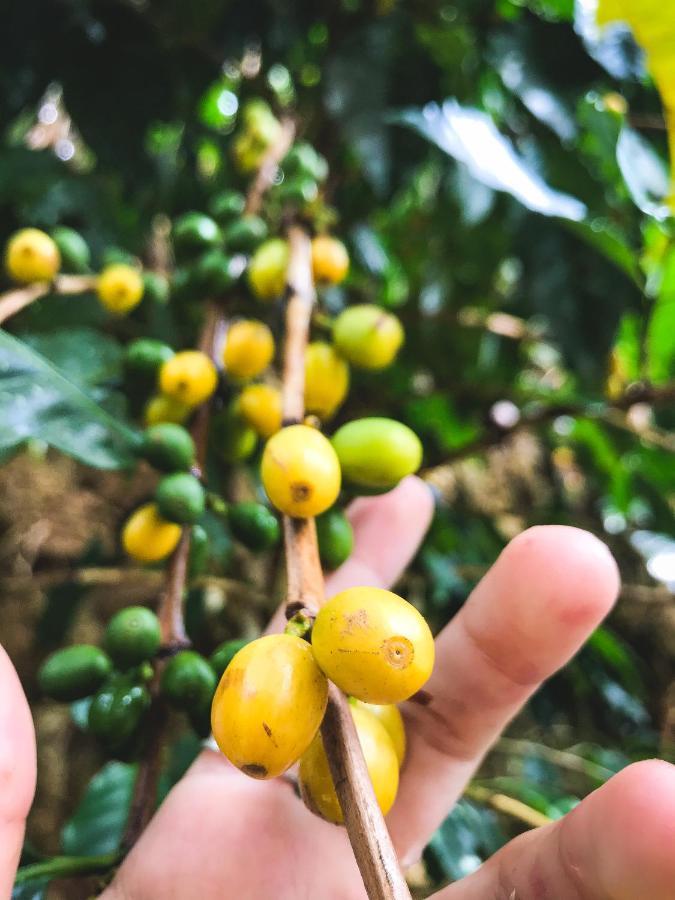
(333, 304, 403, 370)
(188, 523, 209, 577)
(156, 472, 205, 524)
(228, 502, 280, 552)
(316, 508, 354, 570)
(125, 339, 174, 381)
(104, 606, 161, 669)
(88, 674, 151, 751)
(142, 271, 171, 304)
(161, 650, 217, 711)
(223, 216, 268, 253)
(50, 226, 91, 273)
(173, 212, 222, 256)
(209, 190, 246, 223)
(282, 143, 329, 182)
(211, 408, 258, 462)
(209, 638, 250, 679)
(188, 692, 213, 738)
(278, 177, 318, 208)
(331, 418, 422, 491)
(141, 423, 195, 472)
(191, 249, 236, 294)
(38, 645, 112, 702)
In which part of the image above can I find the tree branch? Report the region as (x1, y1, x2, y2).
(280, 223, 411, 900)
(423, 380, 675, 473)
(0, 274, 97, 325)
(244, 118, 296, 216)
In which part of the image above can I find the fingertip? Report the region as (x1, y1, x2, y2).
(498, 524, 619, 627)
(565, 760, 675, 899)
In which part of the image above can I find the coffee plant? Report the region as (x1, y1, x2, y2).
(1, 1, 674, 898)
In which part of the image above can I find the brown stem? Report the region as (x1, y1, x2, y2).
(422, 380, 675, 473)
(244, 118, 296, 216)
(0, 274, 97, 325)
(280, 223, 410, 900)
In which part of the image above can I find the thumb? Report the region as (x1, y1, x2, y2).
(0, 644, 37, 897)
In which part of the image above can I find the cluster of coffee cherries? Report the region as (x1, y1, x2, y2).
(14, 100, 435, 824)
(3, 226, 148, 315)
(36, 605, 253, 753)
(211, 585, 434, 822)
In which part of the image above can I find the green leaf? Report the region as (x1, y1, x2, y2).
(646, 246, 675, 382)
(425, 799, 506, 883)
(395, 101, 587, 220)
(0, 330, 141, 469)
(616, 126, 671, 220)
(12, 879, 47, 900)
(565, 219, 642, 286)
(21, 328, 124, 387)
(61, 762, 135, 856)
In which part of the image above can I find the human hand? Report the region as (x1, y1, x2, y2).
(3, 477, 675, 899)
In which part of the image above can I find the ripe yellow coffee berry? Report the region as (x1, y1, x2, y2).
(247, 238, 289, 300)
(312, 587, 434, 704)
(333, 304, 403, 370)
(211, 634, 328, 779)
(299, 704, 399, 824)
(237, 384, 282, 438)
(5, 228, 60, 283)
(261, 425, 341, 517)
(97, 264, 144, 315)
(143, 395, 193, 427)
(223, 320, 274, 380)
(159, 351, 218, 407)
(122, 502, 182, 563)
(311, 235, 349, 285)
(304, 342, 350, 419)
(353, 700, 406, 765)
(331, 417, 423, 492)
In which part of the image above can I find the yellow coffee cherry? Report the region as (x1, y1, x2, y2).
(299, 704, 399, 824)
(311, 235, 349, 285)
(211, 634, 328, 779)
(333, 304, 403, 370)
(159, 351, 218, 406)
(143, 395, 193, 427)
(247, 238, 289, 300)
(223, 319, 275, 380)
(97, 264, 144, 315)
(122, 502, 182, 563)
(237, 384, 282, 438)
(5, 228, 61, 283)
(353, 700, 406, 765)
(261, 424, 341, 518)
(312, 587, 435, 704)
(304, 342, 350, 419)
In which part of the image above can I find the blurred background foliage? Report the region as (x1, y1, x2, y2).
(2, 0, 674, 895)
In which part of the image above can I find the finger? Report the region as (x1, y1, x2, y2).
(432, 760, 675, 899)
(0, 645, 37, 897)
(266, 475, 434, 632)
(389, 526, 620, 864)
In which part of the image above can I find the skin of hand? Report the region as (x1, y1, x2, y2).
(2, 476, 675, 900)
